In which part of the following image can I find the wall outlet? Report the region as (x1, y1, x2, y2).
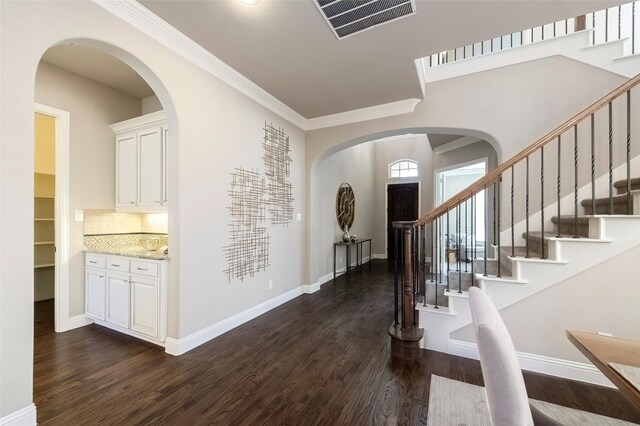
(296, 213, 302, 222)
(75, 210, 84, 221)
(268, 280, 273, 290)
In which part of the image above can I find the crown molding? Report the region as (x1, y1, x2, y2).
(94, 1, 423, 131)
(95, 0, 307, 129)
(305, 98, 422, 131)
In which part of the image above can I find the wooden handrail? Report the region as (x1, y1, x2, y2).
(416, 72, 640, 226)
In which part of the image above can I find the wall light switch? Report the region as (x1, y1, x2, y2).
(296, 213, 302, 222)
(75, 210, 84, 221)
(268, 280, 273, 290)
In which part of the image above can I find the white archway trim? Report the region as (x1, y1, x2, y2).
(34, 103, 75, 333)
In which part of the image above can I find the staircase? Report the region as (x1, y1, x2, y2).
(420, 2, 640, 84)
(390, 72, 640, 384)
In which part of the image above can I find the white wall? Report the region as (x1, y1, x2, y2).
(451, 243, 640, 363)
(142, 95, 163, 114)
(372, 135, 432, 256)
(35, 61, 143, 316)
(0, 0, 305, 418)
(315, 142, 375, 279)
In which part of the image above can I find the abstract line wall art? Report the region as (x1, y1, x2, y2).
(263, 123, 294, 226)
(223, 168, 270, 282)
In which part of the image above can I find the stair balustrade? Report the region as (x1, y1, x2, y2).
(424, 2, 640, 69)
(390, 72, 640, 346)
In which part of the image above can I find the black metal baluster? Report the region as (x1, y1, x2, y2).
(565, 18, 568, 35)
(591, 113, 596, 214)
(412, 227, 417, 325)
(511, 165, 515, 256)
(493, 181, 497, 246)
(609, 101, 614, 214)
(557, 135, 562, 237)
(484, 185, 489, 276)
(627, 90, 632, 214)
(471, 195, 475, 286)
(456, 201, 462, 293)
(497, 175, 502, 278)
(606, 7, 609, 42)
(464, 199, 468, 272)
(434, 220, 439, 309)
(526, 156, 531, 258)
(542, 24, 545, 40)
(446, 209, 450, 291)
(422, 224, 426, 303)
(438, 216, 442, 285)
(619, 5, 622, 40)
(491, 38, 494, 52)
(541, 146, 546, 259)
(634, 2, 636, 54)
(593, 12, 596, 44)
(574, 124, 579, 238)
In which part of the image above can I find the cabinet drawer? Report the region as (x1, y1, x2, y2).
(130, 260, 158, 277)
(86, 254, 106, 268)
(106, 257, 130, 272)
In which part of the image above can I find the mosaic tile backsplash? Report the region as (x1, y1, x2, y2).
(84, 233, 168, 251)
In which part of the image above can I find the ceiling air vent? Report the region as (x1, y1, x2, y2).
(314, 0, 417, 39)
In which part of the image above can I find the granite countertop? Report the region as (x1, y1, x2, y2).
(83, 247, 169, 260)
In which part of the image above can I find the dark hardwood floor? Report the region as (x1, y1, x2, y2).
(34, 260, 640, 425)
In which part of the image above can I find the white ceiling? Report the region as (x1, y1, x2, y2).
(40, 1, 624, 118)
(41, 45, 155, 99)
(139, 0, 624, 118)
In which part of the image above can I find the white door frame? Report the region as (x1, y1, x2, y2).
(35, 103, 71, 332)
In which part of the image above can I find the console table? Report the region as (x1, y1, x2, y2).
(333, 238, 372, 282)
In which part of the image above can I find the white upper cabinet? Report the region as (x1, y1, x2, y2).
(110, 112, 168, 211)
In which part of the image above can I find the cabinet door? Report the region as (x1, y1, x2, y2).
(138, 128, 164, 207)
(85, 269, 106, 321)
(106, 273, 130, 328)
(116, 135, 137, 207)
(130, 276, 159, 338)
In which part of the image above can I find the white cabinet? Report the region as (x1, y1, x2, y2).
(84, 253, 167, 345)
(85, 268, 106, 321)
(110, 111, 168, 211)
(106, 273, 131, 329)
(131, 276, 159, 338)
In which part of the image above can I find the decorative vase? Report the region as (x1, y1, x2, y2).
(342, 229, 351, 242)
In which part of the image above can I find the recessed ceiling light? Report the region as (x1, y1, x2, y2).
(239, 0, 260, 5)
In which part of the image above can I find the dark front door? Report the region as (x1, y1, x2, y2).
(387, 183, 419, 259)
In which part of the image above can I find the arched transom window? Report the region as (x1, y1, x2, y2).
(389, 160, 418, 178)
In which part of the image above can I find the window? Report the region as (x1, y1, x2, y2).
(389, 160, 418, 178)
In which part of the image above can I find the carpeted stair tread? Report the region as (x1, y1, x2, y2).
(580, 192, 631, 207)
(550, 215, 592, 225)
(613, 177, 640, 194)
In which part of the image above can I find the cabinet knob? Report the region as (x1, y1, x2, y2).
(130, 201, 135, 205)
(99, 275, 104, 278)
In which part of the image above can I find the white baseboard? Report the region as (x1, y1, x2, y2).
(165, 286, 304, 356)
(68, 314, 93, 330)
(372, 253, 387, 260)
(448, 339, 614, 388)
(302, 282, 321, 293)
(0, 404, 36, 426)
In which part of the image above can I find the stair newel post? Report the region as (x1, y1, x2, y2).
(412, 225, 417, 326)
(574, 124, 579, 238)
(627, 90, 632, 215)
(437, 216, 442, 285)
(497, 175, 502, 278)
(557, 135, 561, 238)
(541, 146, 546, 259)
(591, 113, 596, 215)
(393, 226, 400, 326)
(484, 184, 489, 276)
(426, 222, 431, 308)
(471, 194, 475, 286)
(526, 156, 531, 258)
(389, 221, 424, 361)
(493, 182, 497, 246)
(511, 166, 515, 256)
(609, 101, 614, 215)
